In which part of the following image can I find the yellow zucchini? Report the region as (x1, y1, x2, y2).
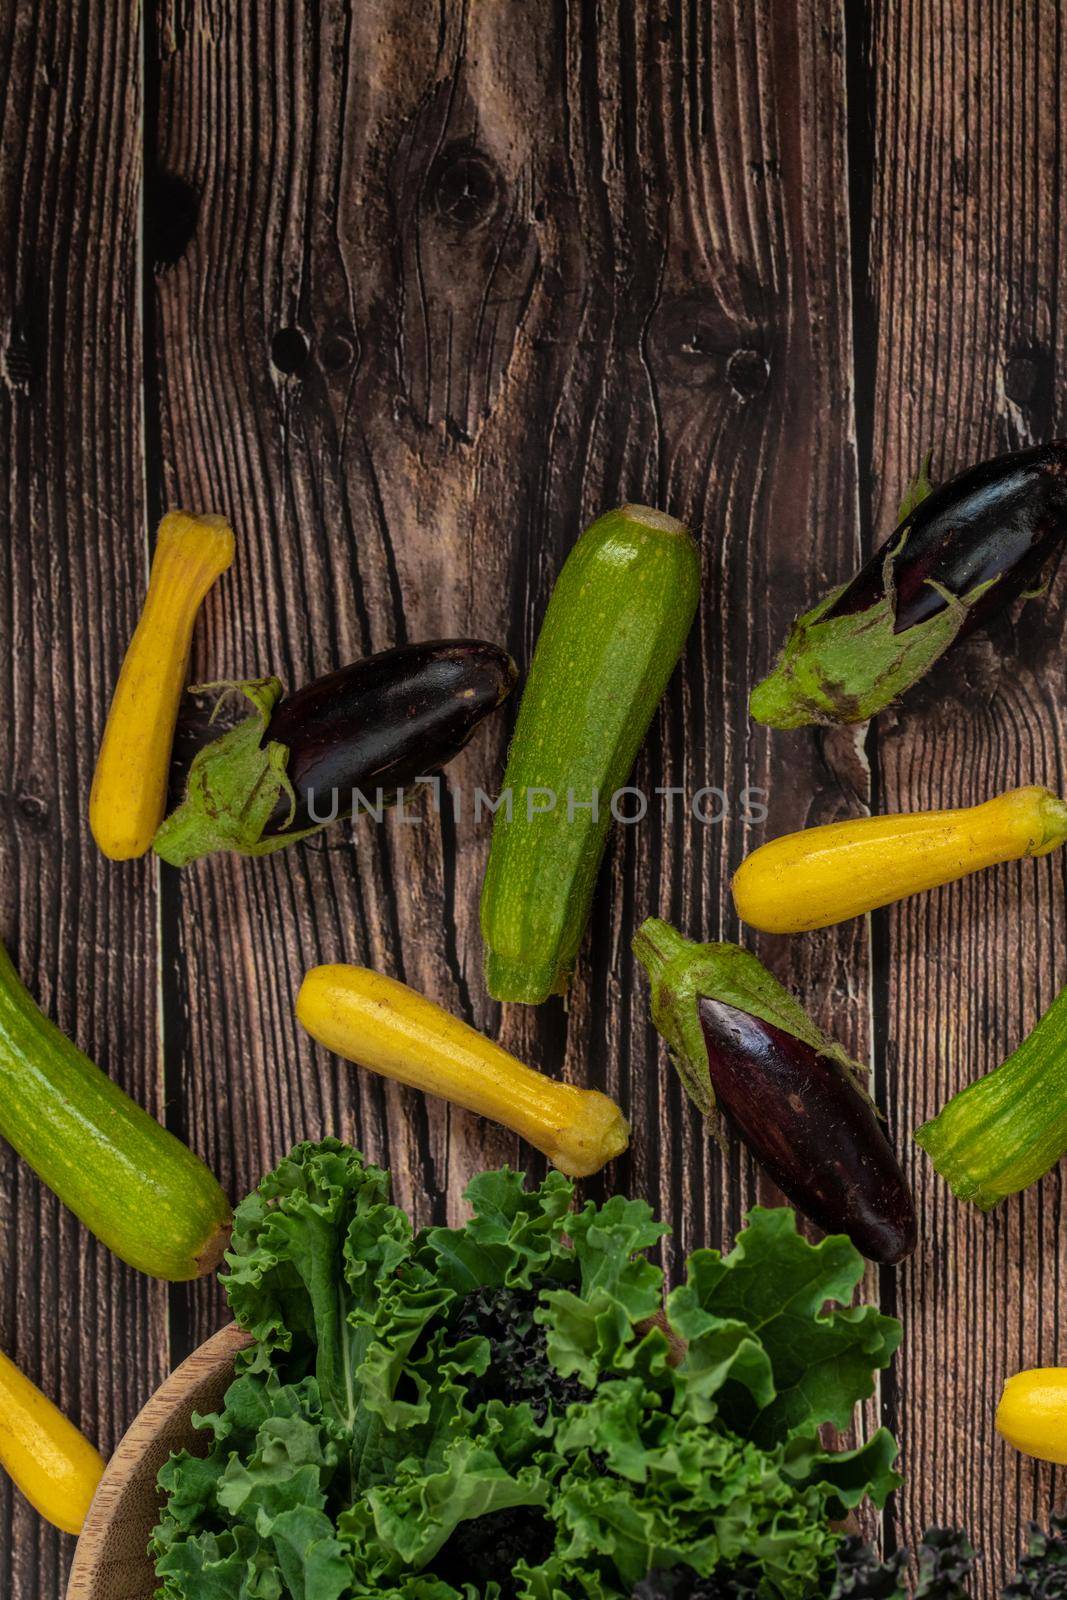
(0, 1348, 104, 1534)
(90, 510, 234, 860)
(732, 785, 1067, 933)
(296, 964, 629, 1177)
(996, 1368, 1067, 1465)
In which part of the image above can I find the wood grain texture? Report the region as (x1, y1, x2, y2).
(148, 0, 875, 1366)
(861, 0, 1067, 1590)
(4, 1, 1066, 1595)
(0, 6, 169, 1600)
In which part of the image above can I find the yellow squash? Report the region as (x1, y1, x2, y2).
(90, 510, 234, 860)
(996, 1367, 1067, 1465)
(0, 1348, 104, 1534)
(732, 785, 1067, 933)
(297, 965, 629, 1177)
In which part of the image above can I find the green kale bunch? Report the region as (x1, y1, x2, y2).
(1004, 1519, 1067, 1598)
(830, 1529, 977, 1598)
(151, 1140, 903, 1600)
(828, 1517, 1067, 1599)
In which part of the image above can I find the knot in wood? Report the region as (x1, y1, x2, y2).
(270, 326, 309, 377)
(321, 325, 357, 372)
(429, 144, 502, 230)
(16, 791, 48, 826)
(727, 347, 770, 399)
(1003, 346, 1049, 408)
(647, 296, 769, 394)
(146, 171, 199, 271)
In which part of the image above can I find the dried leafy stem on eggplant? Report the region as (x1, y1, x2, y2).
(751, 441, 1067, 727)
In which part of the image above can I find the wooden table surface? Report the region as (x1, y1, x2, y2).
(1, 4, 1064, 1596)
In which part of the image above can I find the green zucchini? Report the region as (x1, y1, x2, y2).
(0, 938, 231, 1279)
(915, 983, 1067, 1209)
(480, 504, 700, 1003)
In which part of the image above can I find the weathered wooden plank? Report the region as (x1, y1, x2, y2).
(567, 0, 874, 1271)
(9, 1, 1067, 1595)
(862, 0, 1066, 1589)
(0, 5, 166, 1598)
(150, 0, 874, 1416)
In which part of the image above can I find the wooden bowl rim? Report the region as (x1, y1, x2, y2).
(66, 1322, 252, 1598)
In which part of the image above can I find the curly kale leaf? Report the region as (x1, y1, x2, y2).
(830, 1535, 908, 1599)
(913, 1529, 977, 1598)
(667, 1208, 902, 1447)
(448, 1286, 587, 1423)
(632, 1568, 763, 1597)
(829, 1529, 976, 1600)
(1004, 1518, 1067, 1598)
(826, 1520, 1067, 1600)
(153, 1144, 902, 1600)
(829, 1526, 977, 1600)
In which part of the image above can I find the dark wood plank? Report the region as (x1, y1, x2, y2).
(150, 0, 876, 1435)
(0, 5, 168, 1598)
(862, 1, 1067, 1590)
(10, 3, 1067, 1597)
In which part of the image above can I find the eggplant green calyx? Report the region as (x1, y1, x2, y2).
(152, 677, 316, 867)
(748, 563, 994, 729)
(749, 443, 1067, 729)
(750, 454, 940, 729)
(632, 918, 869, 1130)
(895, 453, 934, 523)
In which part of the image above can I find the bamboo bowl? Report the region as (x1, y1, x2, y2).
(66, 1323, 251, 1600)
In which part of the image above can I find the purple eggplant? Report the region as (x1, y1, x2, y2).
(829, 442, 1067, 636)
(263, 641, 517, 834)
(698, 997, 915, 1265)
(633, 917, 916, 1266)
(750, 441, 1067, 728)
(153, 640, 516, 866)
